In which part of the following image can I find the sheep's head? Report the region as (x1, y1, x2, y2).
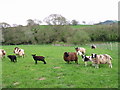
(32, 54, 36, 57)
(14, 47, 19, 51)
(81, 55, 86, 59)
(64, 52, 69, 57)
(91, 53, 97, 59)
(2, 50, 6, 55)
(77, 51, 82, 56)
(75, 47, 79, 52)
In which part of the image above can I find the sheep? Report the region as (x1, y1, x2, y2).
(0, 49, 6, 58)
(14, 47, 25, 57)
(32, 54, 46, 64)
(91, 53, 112, 68)
(7, 55, 17, 62)
(75, 47, 86, 55)
(81, 55, 93, 66)
(63, 52, 78, 64)
(91, 44, 96, 49)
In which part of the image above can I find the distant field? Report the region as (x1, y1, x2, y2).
(2, 43, 118, 88)
(38, 25, 94, 29)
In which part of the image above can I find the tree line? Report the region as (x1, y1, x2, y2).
(1, 23, 119, 45)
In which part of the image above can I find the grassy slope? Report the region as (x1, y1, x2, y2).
(2, 44, 118, 88)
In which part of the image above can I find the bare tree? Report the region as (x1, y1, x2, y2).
(44, 14, 69, 25)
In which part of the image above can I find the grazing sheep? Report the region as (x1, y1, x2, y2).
(75, 47, 86, 55)
(0, 49, 6, 58)
(63, 52, 78, 64)
(91, 53, 112, 68)
(81, 55, 93, 66)
(91, 44, 96, 49)
(32, 54, 46, 64)
(7, 55, 17, 62)
(14, 47, 25, 57)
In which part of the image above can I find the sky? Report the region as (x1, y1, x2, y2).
(0, 0, 119, 26)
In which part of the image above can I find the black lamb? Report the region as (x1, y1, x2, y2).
(7, 55, 17, 62)
(32, 54, 46, 64)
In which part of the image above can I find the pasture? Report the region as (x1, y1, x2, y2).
(1, 43, 118, 88)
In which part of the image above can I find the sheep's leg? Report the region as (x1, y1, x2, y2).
(75, 60, 78, 64)
(13, 59, 16, 63)
(35, 60, 37, 64)
(12, 59, 15, 62)
(67, 61, 70, 64)
(15, 57, 17, 62)
(92, 63, 95, 66)
(23, 54, 25, 58)
(109, 63, 112, 68)
(15, 59, 17, 62)
(95, 64, 99, 68)
(85, 62, 87, 66)
(42, 60, 46, 64)
(10, 59, 12, 62)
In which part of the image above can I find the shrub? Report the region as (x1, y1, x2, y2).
(66, 30, 90, 44)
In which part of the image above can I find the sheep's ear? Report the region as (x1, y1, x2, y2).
(95, 54, 97, 58)
(91, 54, 94, 58)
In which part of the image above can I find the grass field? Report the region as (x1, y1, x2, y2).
(1, 43, 118, 88)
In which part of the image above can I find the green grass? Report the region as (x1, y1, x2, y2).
(70, 25, 95, 28)
(1, 43, 118, 88)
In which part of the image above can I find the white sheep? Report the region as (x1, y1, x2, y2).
(91, 53, 112, 68)
(91, 44, 96, 49)
(0, 49, 6, 58)
(75, 47, 86, 55)
(14, 47, 25, 57)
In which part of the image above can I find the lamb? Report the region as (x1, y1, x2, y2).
(7, 55, 17, 62)
(91, 53, 112, 68)
(0, 49, 6, 58)
(32, 54, 46, 64)
(75, 47, 86, 55)
(81, 55, 93, 66)
(14, 47, 25, 57)
(63, 52, 78, 64)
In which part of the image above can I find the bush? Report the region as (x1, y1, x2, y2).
(66, 30, 90, 44)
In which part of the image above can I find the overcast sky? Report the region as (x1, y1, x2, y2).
(0, 0, 119, 25)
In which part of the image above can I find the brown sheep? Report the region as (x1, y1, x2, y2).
(63, 52, 78, 64)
